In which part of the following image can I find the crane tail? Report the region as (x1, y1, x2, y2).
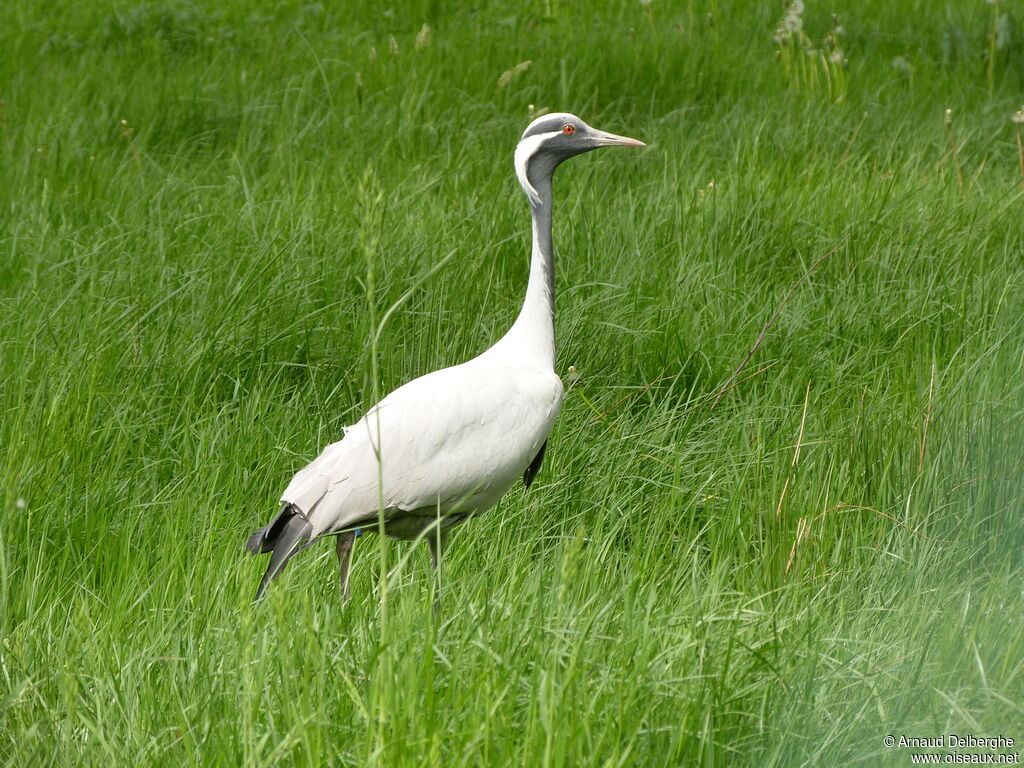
(248, 505, 314, 602)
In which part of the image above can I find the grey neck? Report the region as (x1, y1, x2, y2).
(494, 175, 556, 369)
(528, 177, 555, 319)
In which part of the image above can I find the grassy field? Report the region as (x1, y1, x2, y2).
(2, 0, 1023, 765)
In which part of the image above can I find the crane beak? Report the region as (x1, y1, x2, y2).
(591, 129, 646, 148)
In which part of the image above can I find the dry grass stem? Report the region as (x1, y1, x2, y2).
(1016, 123, 1024, 191)
(785, 516, 810, 574)
(712, 235, 848, 409)
(776, 381, 811, 520)
(774, 385, 806, 524)
(918, 358, 936, 475)
(944, 109, 964, 196)
(812, 503, 951, 543)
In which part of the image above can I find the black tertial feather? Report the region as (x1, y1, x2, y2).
(251, 511, 313, 602)
(523, 440, 547, 489)
(245, 503, 291, 554)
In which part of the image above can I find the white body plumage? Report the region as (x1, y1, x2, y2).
(281, 352, 563, 539)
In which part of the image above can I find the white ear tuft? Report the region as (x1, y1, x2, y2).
(514, 131, 559, 206)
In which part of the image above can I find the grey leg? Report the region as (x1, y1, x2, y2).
(427, 529, 448, 616)
(335, 531, 356, 601)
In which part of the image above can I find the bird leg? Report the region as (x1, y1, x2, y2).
(335, 531, 356, 601)
(427, 528, 448, 616)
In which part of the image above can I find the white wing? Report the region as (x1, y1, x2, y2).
(280, 358, 563, 536)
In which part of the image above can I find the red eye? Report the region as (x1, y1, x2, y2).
(563, 124, 575, 135)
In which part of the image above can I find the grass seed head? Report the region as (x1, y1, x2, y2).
(497, 60, 531, 89)
(415, 24, 431, 51)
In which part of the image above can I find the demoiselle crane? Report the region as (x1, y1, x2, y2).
(246, 112, 644, 604)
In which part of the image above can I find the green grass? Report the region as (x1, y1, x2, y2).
(2, 0, 1023, 765)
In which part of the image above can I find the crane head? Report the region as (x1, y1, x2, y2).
(514, 112, 645, 205)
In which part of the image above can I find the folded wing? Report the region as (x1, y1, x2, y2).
(280, 361, 563, 536)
